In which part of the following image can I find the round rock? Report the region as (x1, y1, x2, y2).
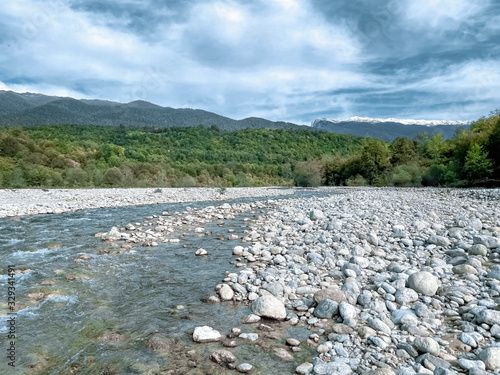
(195, 248, 208, 256)
(251, 295, 286, 320)
(413, 337, 440, 356)
(218, 284, 234, 301)
(210, 349, 236, 365)
(478, 346, 500, 371)
(487, 265, 500, 280)
(241, 314, 261, 324)
(286, 338, 301, 346)
(339, 301, 357, 320)
(366, 369, 396, 375)
(236, 363, 253, 373)
(296, 362, 314, 374)
(313, 286, 347, 303)
(313, 299, 338, 319)
(193, 326, 222, 343)
(395, 288, 419, 304)
(407, 271, 439, 296)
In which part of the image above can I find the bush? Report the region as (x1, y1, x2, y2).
(359, 139, 391, 184)
(174, 174, 197, 187)
(66, 168, 88, 187)
(422, 165, 447, 186)
(0, 135, 25, 157)
(102, 167, 123, 187)
(346, 174, 367, 186)
(91, 169, 104, 187)
(390, 163, 423, 187)
(9, 168, 26, 188)
(294, 161, 323, 187)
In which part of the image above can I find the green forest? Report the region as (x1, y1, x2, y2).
(0, 110, 498, 188)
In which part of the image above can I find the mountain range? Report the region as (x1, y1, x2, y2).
(0, 90, 304, 131)
(312, 117, 471, 141)
(0, 90, 472, 141)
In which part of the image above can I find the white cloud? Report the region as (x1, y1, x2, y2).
(0, 80, 88, 99)
(401, 0, 488, 29)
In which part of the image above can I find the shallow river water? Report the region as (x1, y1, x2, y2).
(0, 191, 328, 374)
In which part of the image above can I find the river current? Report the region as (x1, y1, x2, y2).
(0, 190, 327, 374)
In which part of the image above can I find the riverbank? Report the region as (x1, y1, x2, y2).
(4, 187, 500, 373)
(0, 186, 302, 218)
(99, 187, 500, 374)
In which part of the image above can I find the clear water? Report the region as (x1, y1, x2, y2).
(0, 191, 326, 374)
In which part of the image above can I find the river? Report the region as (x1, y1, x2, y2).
(1, 191, 326, 374)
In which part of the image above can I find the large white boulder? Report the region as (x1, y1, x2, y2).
(193, 326, 221, 343)
(251, 295, 286, 320)
(407, 271, 439, 296)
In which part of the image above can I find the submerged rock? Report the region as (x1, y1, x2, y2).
(193, 326, 221, 343)
(210, 349, 236, 366)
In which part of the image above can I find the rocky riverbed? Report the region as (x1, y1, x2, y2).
(98, 188, 500, 374)
(0, 187, 297, 218)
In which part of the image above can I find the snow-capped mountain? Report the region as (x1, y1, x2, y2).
(313, 116, 470, 127)
(311, 117, 471, 141)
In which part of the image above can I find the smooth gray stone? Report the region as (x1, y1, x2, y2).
(313, 299, 338, 319)
(416, 353, 451, 369)
(397, 342, 419, 357)
(434, 367, 458, 375)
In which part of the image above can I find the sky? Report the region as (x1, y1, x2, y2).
(0, 0, 499, 124)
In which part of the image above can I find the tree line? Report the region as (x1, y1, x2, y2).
(0, 110, 498, 189)
(324, 110, 499, 187)
(0, 124, 363, 188)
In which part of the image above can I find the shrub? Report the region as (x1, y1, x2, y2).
(346, 174, 367, 186)
(102, 167, 123, 187)
(174, 174, 197, 187)
(66, 168, 88, 187)
(390, 163, 423, 187)
(422, 165, 447, 186)
(294, 161, 323, 187)
(9, 168, 26, 188)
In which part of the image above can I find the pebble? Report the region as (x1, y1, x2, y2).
(414, 337, 441, 356)
(210, 349, 236, 365)
(239, 333, 258, 342)
(296, 362, 314, 374)
(286, 338, 301, 346)
(236, 363, 253, 373)
(195, 248, 208, 256)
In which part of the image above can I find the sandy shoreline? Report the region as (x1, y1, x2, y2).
(0, 187, 305, 218)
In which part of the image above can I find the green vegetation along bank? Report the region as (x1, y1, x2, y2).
(324, 111, 500, 187)
(0, 110, 498, 189)
(0, 125, 364, 188)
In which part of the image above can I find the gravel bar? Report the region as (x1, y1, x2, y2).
(0, 187, 301, 218)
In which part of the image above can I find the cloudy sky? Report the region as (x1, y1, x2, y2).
(1, 0, 499, 124)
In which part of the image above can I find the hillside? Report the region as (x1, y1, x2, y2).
(0, 124, 365, 188)
(0, 91, 304, 131)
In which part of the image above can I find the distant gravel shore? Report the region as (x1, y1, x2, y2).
(0, 187, 304, 218)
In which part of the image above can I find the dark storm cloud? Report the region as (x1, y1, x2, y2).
(0, 0, 499, 123)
